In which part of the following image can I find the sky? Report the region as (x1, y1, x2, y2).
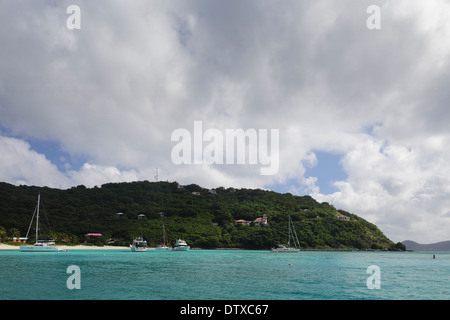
(1, 0, 450, 244)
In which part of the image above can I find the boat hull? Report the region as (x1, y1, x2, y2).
(20, 245, 62, 252)
(130, 237, 147, 252)
(131, 247, 147, 252)
(172, 246, 190, 251)
(172, 239, 189, 251)
(270, 248, 300, 253)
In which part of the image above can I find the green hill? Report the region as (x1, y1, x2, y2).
(0, 181, 404, 250)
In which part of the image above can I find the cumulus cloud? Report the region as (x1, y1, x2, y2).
(67, 163, 140, 188)
(0, 136, 68, 187)
(0, 135, 141, 189)
(1, 0, 450, 242)
(313, 132, 450, 242)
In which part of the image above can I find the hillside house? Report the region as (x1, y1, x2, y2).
(235, 219, 251, 226)
(337, 214, 350, 221)
(254, 214, 269, 226)
(235, 214, 269, 226)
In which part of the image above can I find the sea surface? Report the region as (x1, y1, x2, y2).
(0, 249, 449, 300)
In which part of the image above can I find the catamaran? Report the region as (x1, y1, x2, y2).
(20, 194, 64, 252)
(271, 215, 301, 253)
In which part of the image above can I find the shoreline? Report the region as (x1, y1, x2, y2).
(0, 243, 405, 252)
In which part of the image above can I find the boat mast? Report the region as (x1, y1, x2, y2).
(35, 194, 40, 243)
(290, 216, 300, 249)
(163, 224, 168, 246)
(288, 215, 291, 248)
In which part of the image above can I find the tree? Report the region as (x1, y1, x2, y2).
(0, 226, 7, 242)
(391, 242, 406, 251)
(8, 228, 20, 239)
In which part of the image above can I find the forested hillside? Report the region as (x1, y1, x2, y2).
(0, 181, 404, 250)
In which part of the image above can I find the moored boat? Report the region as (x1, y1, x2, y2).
(270, 244, 300, 253)
(172, 239, 190, 251)
(130, 237, 147, 252)
(20, 194, 65, 252)
(271, 215, 300, 253)
(156, 225, 171, 250)
(20, 239, 63, 252)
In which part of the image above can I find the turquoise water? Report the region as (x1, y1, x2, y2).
(0, 249, 449, 300)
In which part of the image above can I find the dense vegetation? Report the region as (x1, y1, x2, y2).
(0, 181, 404, 250)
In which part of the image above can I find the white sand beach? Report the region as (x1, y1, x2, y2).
(0, 243, 130, 250)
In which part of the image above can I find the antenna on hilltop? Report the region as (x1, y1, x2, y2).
(154, 168, 159, 182)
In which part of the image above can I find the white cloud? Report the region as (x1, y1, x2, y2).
(0, 136, 69, 187)
(313, 133, 450, 243)
(67, 163, 139, 188)
(0, 135, 142, 189)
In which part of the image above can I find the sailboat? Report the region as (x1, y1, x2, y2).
(271, 215, 301, 253)
(156, 224, 170, 250)
(20, 194, 64, 252)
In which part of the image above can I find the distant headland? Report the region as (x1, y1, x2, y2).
(402, 240, 450, 251)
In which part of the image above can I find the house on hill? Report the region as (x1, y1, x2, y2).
(254, 214, 269, 226)
(235, 214, 269, 226)
(336, 214, 350, 221)
(235, 219, 251, 226)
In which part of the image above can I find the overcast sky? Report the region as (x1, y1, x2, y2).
(1, 0, 450, 244)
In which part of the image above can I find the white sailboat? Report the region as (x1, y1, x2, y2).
(156, 224, 170, 250)
(20, 194, 64, 252)
(271, 215, 301, 253)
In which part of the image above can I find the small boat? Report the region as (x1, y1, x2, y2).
(20, 194, 65, 252)
(172, 239, 190, 251)
(156, 225, 170, 250)
(270, 244, 299, 253)
(156, 243, 170, 250)
(271, 215, 300, 253)
(130, 237, 147, 252)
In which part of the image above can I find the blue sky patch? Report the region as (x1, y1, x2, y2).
(305, 151, 346, 194)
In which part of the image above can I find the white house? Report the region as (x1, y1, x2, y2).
(254, 214, 269, 226)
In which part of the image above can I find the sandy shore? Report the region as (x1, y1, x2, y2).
(0, 243, 130, 250)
